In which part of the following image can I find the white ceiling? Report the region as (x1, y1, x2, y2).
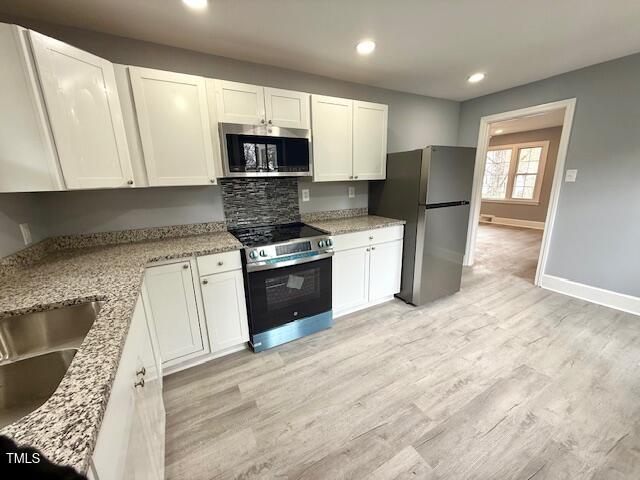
(490, 108, 565, 136)
(2, 0, 640, 100)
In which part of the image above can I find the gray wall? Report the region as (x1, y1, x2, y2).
(459, 53, 640, 297)
(0, 14, 460, 255)
(37, 187, 225, 237)
(481, 127, 562, 223)
(0, 194, 48, 257)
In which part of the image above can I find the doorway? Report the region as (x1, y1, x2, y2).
(463, 99, 576, 285)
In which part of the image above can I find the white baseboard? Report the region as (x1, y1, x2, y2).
(480, 215, 545, 230)
(334, 295, 395, 319)
(163, 343, 249, 376)
(540, 274, 640, 316)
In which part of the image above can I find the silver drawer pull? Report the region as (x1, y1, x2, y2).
(134, 378, 145, 388)
(202, 279, 209, 285)
(183, 264, 189, 269)
(136, 367, 146, 377)
(217, 261, 224, 266)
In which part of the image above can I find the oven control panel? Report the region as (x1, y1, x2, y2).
(244, 235, 333, 265)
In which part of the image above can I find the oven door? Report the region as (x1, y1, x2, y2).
(245, 257, 332, 334)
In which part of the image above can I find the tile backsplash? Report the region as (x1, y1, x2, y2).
(220, 178, 300, 229)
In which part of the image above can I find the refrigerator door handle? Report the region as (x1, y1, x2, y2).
(425, 200, 470, 209)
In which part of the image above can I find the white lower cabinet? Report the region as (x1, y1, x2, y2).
(333, 247, 370, 313)
(332, 226, 404, 317)
(369, 239, 403, 302)
(199, 269, 249, 353)
(90, 298, 164, 480)
(143, 260, 208, 369)
(142, 251, 249, 375)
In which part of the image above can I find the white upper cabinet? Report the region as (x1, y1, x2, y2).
(353, 101, 388, 180)
(215, 80, 311, 129)
(215, 80, 265, 125)
(0, 24, 64, 192)
(311, 95, 353, 182)
(312, 95, 388, 182)
(128, 67, 218, 186)
(29, 31, 134, 189)
(264, 87, 310, 129)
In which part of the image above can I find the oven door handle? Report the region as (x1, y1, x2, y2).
(246, 251, 334, 272)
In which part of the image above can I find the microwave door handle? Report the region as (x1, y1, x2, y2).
(256, 144, 267, 171)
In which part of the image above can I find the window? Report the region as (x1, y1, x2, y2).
(481, 141, 549, 203)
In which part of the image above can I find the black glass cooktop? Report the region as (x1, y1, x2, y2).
(229, 222, 325, 247)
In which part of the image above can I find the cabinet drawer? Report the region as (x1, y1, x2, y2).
(197, 250, 242, 276)
(369, 225, 404, 245)
(332, 225, 404, 252)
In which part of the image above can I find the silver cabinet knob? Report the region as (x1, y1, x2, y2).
(354, 176, 359, 179)
(127, 180, 134, 185)
(369, 236, 374, 240)
(210, 178, 215, 183)
(349, 175, 353, 179)
(136, 367, 146, 377)
(183, 264, 189, 269)
(371, 247, 376, 250)
(268, 119, 272, 125)
(217, 261, 224, 266)
(260, 118, 265, 124)
(202, 279, 209, 285)
(134, 377, 145, 388)
(366, 248, 370, 252)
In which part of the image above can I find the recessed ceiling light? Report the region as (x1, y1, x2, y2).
(495, 129, 504, 134)
(182, 0, 208, 10)
(356, 40, 376, 55)
(467, 72, 485, 83)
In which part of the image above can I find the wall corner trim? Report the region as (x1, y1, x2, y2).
(540, 274, 640, 317)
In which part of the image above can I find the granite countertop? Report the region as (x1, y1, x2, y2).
(0, 231, 242, 473)
(306, 215, 406, 235)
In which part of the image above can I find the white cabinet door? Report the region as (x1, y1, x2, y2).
(264, 87, 310, 129)
(0, 24, 64, 192)
(200, 269, 249, 352)
(215, 80, 265, 125)
(353, 100, 388, 180)
(124, 302, 165, 480)
(129, 67, 218, 186)
(93, 298, 148, 480)
(311, 95, 353, 182)
(369, 240, 403, 302)
(333, 246, 370, 314)
(143, 261, 207, 367)
(29, 31, 134, 189)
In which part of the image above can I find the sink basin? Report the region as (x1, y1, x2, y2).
(0, 301, 102, 363)
(0, 349, 77, 428)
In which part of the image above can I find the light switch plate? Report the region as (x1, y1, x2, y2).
(301, 188, 310, 202)
(348, 186, 356, 199)
(565, 169, 578, 182)
(19, 223, 32, 245)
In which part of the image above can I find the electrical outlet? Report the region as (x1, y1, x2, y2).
(565, 169, 578, 182)
(301, 188, 310, 202)
(19, 223, 32, 245)
(348, 186, 356, 199)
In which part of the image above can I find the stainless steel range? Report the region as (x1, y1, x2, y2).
(229, 223, 334, 352)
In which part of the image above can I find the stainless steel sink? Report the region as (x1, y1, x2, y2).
(0, 301, 102, 427)
(0, 349, 77, 428)
(0, 301, 102, 363)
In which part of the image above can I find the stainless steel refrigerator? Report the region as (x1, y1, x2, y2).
(369, 146, 476, 305)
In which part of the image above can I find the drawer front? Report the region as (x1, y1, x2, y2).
(369, 225, 404, 245)
(332, 225, 404, 252)
(197, 250, 242, 276)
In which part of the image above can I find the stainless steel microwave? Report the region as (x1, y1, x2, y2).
(220, 124, 312, 177)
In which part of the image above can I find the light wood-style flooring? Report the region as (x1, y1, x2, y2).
(164, 224, 640, 479)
